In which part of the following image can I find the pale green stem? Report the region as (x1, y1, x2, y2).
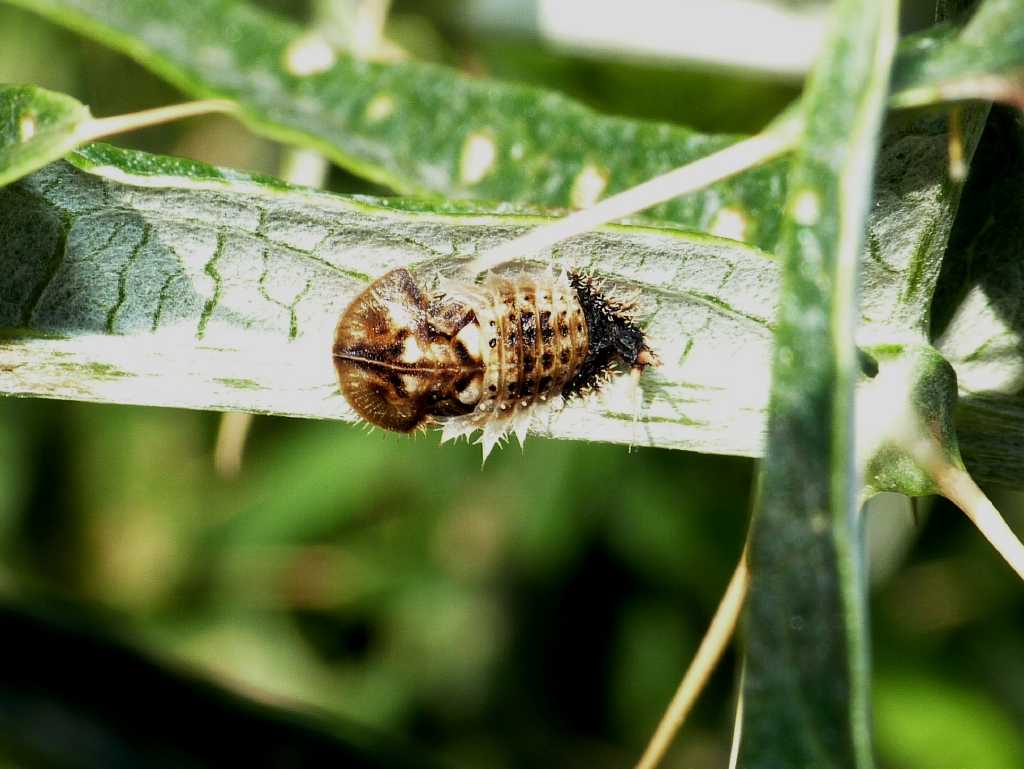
(727, 671, 745, 769)
(466, 111, 803, 276)
(947, 107, 967, 183)
(936, 464, 1024, 582)
(280, 147, 331, 188)
(213, 411, 255, 480)
(634, 549, 750, 769)
(76, 100, 237, 143)
(348, 0, 392, 57)
(890, 73, 1024, 111)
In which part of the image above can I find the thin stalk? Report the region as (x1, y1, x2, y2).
(891, 73, 1024, 111)
(213, 411, 255, 480)
(466, 110, 803, 276)
(77, 100, 238, 143)
(947, 107, 967, 182)
(634, 549, 750, 769)
(935, 464, 1024, 582)
(727, 673, 745, 769)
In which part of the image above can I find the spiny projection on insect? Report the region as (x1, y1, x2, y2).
(333, 267, 657, 459)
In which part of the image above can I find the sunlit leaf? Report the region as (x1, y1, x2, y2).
(0, 83, 91, 186)
(0, 111, 1011, 477)
(1, 83, 233, 188)
(0, 143, 780, 455)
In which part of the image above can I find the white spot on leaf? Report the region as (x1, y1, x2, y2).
(570, 163, 608, 208)
(18, 113, 36, 142)
(460, 131, 497, 185)
(283, 34, 336, 76)
(792, 189, 821, 226)
(364, 93, 395, 123)
(710, 206, 749, 241)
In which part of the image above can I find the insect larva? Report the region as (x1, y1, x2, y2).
(333, 267, 655, 459)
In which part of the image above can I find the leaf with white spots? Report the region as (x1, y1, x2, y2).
(1, 118, 1020, 479)
(0, 0, 792, 250)
(0, 143, 779, 456)
(0, 84, 91, 186)
(0, 83, 234, 188)
(3, 0, 1018, 256)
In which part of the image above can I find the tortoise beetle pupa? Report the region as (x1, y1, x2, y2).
(332, 265, 656, 460)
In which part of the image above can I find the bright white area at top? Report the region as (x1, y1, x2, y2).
(472, 0, 829, 77)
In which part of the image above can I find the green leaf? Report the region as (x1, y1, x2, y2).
(0, 117, 1008, 476)
(875, 669, 1024, 769)
(0, 0, 791, 249)
(0, 0, 1014, 272)
(739, 0, 897, 767)
(932, 108, 1024, 488)
(1, 0, 1014, 247)
(0, 143, 779, 455)
(0, 83, 91, 186)
(1, 83, 234, 188)
(891, 0, 1024, 110)
(860, 107, 987, 337)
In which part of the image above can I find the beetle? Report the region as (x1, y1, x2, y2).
(333, 266, 656, 459)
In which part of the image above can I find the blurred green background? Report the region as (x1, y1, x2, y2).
(0, 1, 1022, 767)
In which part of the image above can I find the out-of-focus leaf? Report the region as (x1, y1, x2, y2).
(465, 37, 799, 134)
(875, 669, 1024, 769)
(449, 0, 831, 77)
(0, 143, 780, 456)
(0, 84, 91, 186)
(0, 0, 791, 249)
(739, 0, 896, 766)
(0, 601, 442, 769)
(4, 0, 1013, 253)
(891, 0, 1024, 110)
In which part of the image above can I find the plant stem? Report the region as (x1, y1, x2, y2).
(78, 100, 238, 143)
(947, 107, 967, 182)
(634, 549, 750, 769)
(466, 110, 803, 276)
(891, 73, 1024, 111)
(935, 464, 1024, 582)
(213, 411, 255, 480)
(727, 677, 745, 769)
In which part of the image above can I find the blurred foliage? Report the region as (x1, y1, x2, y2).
(0, 1, 1022, 768)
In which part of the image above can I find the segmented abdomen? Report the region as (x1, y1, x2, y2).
(467, 271, 590, 422)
